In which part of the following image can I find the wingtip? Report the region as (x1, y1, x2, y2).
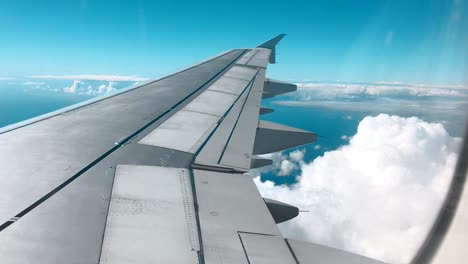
(257, 34, 286, 49)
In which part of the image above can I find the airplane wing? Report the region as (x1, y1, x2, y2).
(0, 35, 387, 263)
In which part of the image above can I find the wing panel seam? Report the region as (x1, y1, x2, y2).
(238, 232, 252, 264)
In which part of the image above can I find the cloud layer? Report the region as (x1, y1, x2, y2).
(296, 81, 468, 97)
(32, 74, 148, 82)
(274, 81, 468, 137)
(255, 114, 460, 263)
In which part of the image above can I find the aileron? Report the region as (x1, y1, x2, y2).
(100, 165, 199, 264)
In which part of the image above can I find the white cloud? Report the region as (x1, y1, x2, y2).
(60, 80, 119, 96)
(22, 81, 46, 86)
(97, 84, 107, 93)
(31, 74, 149, 82)
(257, 150, 306, 177)
(289, 149, 306, 163)
(314, 145, 321, 150)
(278, 160, 297, 176)
(340, 135, 349, 140)
(99, 82, 116, 94)
(106, 82, 117, 93)
(0, 77, 14, 81)
(257, 152, 287, 174)
(86, 82, 117, 96)
(63, 80, 82, 93)
(255, 114, 460, 263)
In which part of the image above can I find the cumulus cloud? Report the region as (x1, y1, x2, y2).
(289, 149, 306, 163)
(32, 74, 149, 82)
(61, 80, 119, 96)
(260, 152, 283, 165)
(257, 149, 307, 177)
(256, 152, 287, 175)
(63, 80, 82, 93)
(255, 114, 460, 263)
(96, 82, 117, 95)
(278, 160, 297, 176)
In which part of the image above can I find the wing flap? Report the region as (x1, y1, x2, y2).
(217, 69, 266, 169)
(285, 239, 387, 264)
(239, 233, 296, 264)
(194, 66, 264, 171)
(194, 89, 251, 170)
(99, 165, 199, 264)
(193, 169, 282, 263)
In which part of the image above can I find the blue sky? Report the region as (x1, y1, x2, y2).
(0, 0, 466, 85)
